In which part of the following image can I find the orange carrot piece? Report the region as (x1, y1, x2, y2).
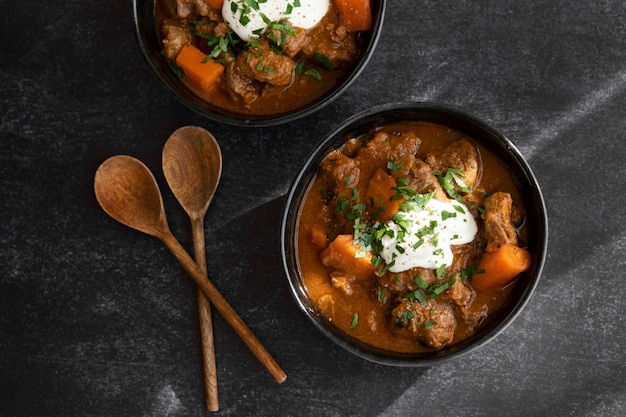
(366, 168, 404, 221)
(204, 0, 224, 9)
(474, 244, 531, 292)
(175, 44, 224, 92)
(320, 234, 374, 280)
(333, 0, 372, 31)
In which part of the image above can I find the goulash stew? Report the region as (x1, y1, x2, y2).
(297, 122, 531, 353)
(156, 0, 373, 115)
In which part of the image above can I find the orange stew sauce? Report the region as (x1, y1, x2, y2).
(155, 1, 366, 116)
(296, 122, 528, 353)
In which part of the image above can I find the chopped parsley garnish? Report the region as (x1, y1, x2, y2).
(403, 288, 427, 306)
(314, 53, 334, 70)
(460, 261, 486, 283)
(351, 313, 359, 329)
(387, 160, 403, 171)
(434, 168, 473, 203)
(377, 287, 385, 302)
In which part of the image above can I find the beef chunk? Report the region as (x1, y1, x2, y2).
(268, 26, 308, 57)
(426, 138, 480, 194)
(391, 157, 448, 201)
(320, 150, 360, 192)
(302, 14, 360, 68)
(161, 20, 190, 60)
(446, 275, 473, 307)
(377, 267, 436, 294)
(482, 191, 518, 250)
(224, 39, 297, 103)
(391, 298, 456, 349)
(330, 271, 356, 296)
(460, 303, 488, 330)
(224, 57, 261, 104)
(176, 0, 217, 18)
(235, 39, 295, 87)
(358, 130, 421, 169)
(192, 18, 231, 39)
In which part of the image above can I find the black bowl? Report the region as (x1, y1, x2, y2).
(132, 0, 387, 127)
(281, 102, 548, 366)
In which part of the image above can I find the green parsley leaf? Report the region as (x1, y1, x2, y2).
(403, 289, 427, 306)
(414, 275, 429, 289)
(351, 313, 359, 329)
(314, 53, 334, 70)
(387, 160, 403, 171)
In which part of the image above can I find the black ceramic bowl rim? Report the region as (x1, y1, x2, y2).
(281, 101, 548, 367)
(132, 0, 387, 127)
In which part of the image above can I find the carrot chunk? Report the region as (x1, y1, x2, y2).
(366, 168, 404, 221)
(175, 44, 224, 92)
(309, 226, 329, 250)
(474, 244, 531, 292)
(320, 234, 374, 280)
(333, 0, 372, 31)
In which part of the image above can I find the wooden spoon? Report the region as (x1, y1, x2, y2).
(94, 155, 287, 384)
(162, 126, 221, 411)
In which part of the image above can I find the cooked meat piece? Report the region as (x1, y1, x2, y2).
(330, 271, 356, 296)
(460, 303, 488, 330)
(317, 294, 335, 317)
(358, 130, 421, 169)
(235, 40, 295, 87)
(193, 18, 231, 40)
(377, 267, 436, 294)
(391, 157, 448, 201)
(426, 138, 480, 194)
(388, 129, 421, 161)
(161, 20, 190, 60)
(391, 298, 456, 349)
(302, 13, 360, 68)
(176, 0, 195, 18)
(357, 131, 393, 168)
(268, 26, 308, 57)
(482, 191, 518, 250)
(320, 150, 360, 191)
(176, 0, 216, 18)
(446, 274, 473, 307)
(318, 150, 362, 233)
(365, 310, 378, 332)
(224, 57, 261, 104)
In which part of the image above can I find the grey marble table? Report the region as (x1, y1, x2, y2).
(1, 0, 625, 416)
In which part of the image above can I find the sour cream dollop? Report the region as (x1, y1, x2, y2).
(379, 198, 478, 272)
(222, 0, 329, 42)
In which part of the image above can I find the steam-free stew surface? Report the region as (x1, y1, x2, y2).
(155, 0, 371, 116)
(296, 122, 530, 353)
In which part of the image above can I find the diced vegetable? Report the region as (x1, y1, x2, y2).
(333, 0, 372, 31)
(366, 168, 404, 221)
(205, 0, 224, 9)
(320, 234, 374, 280)
(309, 226, 329, 250)
(175, 44, 224, 92)
(473, 244, 531, 292)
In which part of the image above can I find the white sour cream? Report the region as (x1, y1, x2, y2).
(379, 199, 478, 272)
(223, 0, 329, 42)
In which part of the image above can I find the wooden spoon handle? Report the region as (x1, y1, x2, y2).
(191, 217, 219, 411)
(160, 232, 287, 384)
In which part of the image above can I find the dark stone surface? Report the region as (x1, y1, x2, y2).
(1, 0, 625, 416)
